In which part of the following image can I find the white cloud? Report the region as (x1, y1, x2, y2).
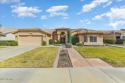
(11, 4, 41, 17)
(41, 15, 48, 19)
(92, 15, 102, 20)
(93, 7, 125, 20)
(46, 5, 69, 17)
(80, 20, 91, 24)
(106, 7, 125, 20)
(63, 16, 69, 19)
(109, 21, 125, 28)
(92, 14, 105, 20)
(81, 0, 109, 12)
(93, 6, 125, 28)
(0, 0, 19, 3)
(103, 1, 112, 8)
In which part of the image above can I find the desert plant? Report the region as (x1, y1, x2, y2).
(65, 43, 72, 48)
(42, 41, 47, 46)
(55, 40, 60, 44)
(76, 42, 84, 46)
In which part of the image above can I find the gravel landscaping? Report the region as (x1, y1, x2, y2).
(57, 48, 72, 68)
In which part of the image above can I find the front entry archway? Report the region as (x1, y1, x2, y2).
(60, 32, 66, 43)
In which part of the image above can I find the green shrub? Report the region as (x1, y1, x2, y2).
(71, 36, 79, 45)
(49, 39, 55, 45)
(0, 40, 18, 46)
(65, 43, 72, 48)
(103, 39, 116, 44)
(76, 42, 84, 46)
(115, 39, 125, 44)
(42, 41, 47, 46)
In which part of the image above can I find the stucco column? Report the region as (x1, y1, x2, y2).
(57, 34, 60, 41)
(79, 35, 83, 43)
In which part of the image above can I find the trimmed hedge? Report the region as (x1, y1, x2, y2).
(115, 39, 125, 44)
(103, 39, 116, 44)
(49, 39, 55, 45)
(0, 40, 18, 46)
(71, 36, 79, 45)
(103, 38, 125, 44)
(42, 41, 47, 46)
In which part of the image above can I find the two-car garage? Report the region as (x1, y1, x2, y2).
(13, 29, 51, 46)
(19, 35, 42, 46)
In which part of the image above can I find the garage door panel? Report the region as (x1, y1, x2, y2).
(19, 36, 42, 46)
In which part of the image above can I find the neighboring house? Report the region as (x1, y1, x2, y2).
(102, 29, 125, 40)
(12, 28, 51, 46)
(0, 32, 15, 40)
(0, 27, 17, 41)
(73, 29, 104, 46)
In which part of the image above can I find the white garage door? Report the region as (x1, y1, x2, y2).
(19, 35, 42, 46)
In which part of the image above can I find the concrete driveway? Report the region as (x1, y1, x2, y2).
(0, 46, 39, 62)
(0, 67, 125, 83)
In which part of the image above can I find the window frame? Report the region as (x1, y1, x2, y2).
(90, 35, 97, 42)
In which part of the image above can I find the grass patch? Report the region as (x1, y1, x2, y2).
(74, 47, 125, 67)
(0, 47, 59, 68)
(0, 46, 6, 48)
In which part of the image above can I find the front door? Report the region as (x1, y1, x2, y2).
(60, 37, 65, 43)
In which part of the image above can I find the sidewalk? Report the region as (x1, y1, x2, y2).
(67, 48, 91, 67)
(106, 44, 125, 48)
(0, 68, 125, 83)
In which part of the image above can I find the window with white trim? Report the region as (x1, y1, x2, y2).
(90, 36, 97, 42)
(122, 36, 125, 39)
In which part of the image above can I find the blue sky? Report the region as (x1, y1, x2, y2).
(0, 0, 125, 30)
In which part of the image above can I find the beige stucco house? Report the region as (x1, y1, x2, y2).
(73, 29, 104, 46)
(0, 27, 105, 46)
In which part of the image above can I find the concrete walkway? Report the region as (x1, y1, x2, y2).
(67, 48, 112, 67)
(67, 48, 91, 67)
(0, 67, 125, 83)
(0, 46, 38, 62)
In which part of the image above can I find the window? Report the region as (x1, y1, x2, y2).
(90, 36, 97, 42)
(116, 36, 121, 39)
(83, 35, 87, 42)
(122, 36, 125, 39)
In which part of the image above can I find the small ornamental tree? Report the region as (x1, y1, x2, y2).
(71, 36, 79, 45)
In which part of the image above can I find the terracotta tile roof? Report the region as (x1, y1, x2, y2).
(42, 29, 55, 34)
(13, 28, 51, 35)
(73, 29, 103, 35)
